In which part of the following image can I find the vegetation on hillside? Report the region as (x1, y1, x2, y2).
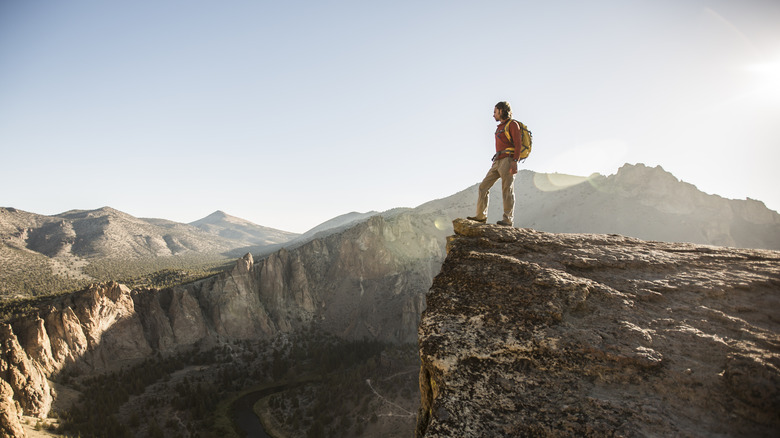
(83, 255, 233, 289)
(0, 291, 73, 322)
(0, 246, 86, 298)
(0, 253, 234, 315)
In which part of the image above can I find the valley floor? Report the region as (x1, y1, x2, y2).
(40, 330, 419, 438)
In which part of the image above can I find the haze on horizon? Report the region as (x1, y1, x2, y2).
(1, 0, 779, 233)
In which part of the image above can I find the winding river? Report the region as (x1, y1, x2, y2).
(231, 385, 288, 438)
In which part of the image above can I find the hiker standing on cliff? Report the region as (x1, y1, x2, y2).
(467, 101, 524, 227)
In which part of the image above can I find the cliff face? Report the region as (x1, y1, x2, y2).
(0, 211, 446, 437)
(417, 219, 780, 437)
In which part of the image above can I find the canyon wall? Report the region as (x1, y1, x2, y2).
(0, 211, 447, 437)
(417, 219, 780, 437)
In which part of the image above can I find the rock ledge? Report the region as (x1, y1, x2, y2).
(416, 219, 780, 437)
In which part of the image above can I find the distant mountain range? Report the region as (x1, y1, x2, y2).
(416, 163, 780, 250)
(2, 163, 779, 299)
(0, 207, 301, 298)
(0, 206, 297, 260)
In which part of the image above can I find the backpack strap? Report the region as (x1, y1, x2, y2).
(503, 119, 513, 142)
(503, 119, 520, 146)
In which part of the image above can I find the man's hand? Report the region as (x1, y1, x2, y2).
(510, 160, 518, 175)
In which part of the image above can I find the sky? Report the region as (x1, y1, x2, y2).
(1, 0, 779, 233)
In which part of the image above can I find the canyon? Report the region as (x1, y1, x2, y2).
(0, 163, 779, 436)
(0, 210, 446, 436)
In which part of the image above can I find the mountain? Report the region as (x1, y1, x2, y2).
(189, 210, 298, 246)
(415, 163, 780, 250)
(293, 211, 379, 242)
(417, 219, 780, 437)
(1, 206, 285, 260)
(0, 207, 298, 298)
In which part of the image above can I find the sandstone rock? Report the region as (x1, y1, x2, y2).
(0, 379, 25, 438)
(417, 219, 780, 437)
(0, 324, 52, 418)
(168, 287, 209, 346)
(199, 252, 275, 339)
(132, 288, 177, 352)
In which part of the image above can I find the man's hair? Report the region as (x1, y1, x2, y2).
(495, 101, 512, 120)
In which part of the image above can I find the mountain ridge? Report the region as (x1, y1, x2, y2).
(414, 163, 780, 250)
(0, 207, 300, 298)
(2, 162, 779, 301)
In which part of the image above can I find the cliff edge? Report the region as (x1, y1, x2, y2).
(417, 219, 780, 437)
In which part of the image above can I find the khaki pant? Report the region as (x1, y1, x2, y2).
(475, 157, 515, 224)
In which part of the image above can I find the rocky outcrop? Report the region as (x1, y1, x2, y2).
(0, 323, 52, 418)
(0, 379, 25, 438)
(417, 219, 780, 437)
(0, 211, 447, 436)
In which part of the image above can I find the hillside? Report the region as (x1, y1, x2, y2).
(0, 207, 297, 298)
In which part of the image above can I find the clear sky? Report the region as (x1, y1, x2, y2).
(1, 0, 779, 233)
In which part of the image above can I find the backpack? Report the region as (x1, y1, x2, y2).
(504, 120, 533, 161)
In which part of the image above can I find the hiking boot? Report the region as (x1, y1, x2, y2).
(496, 220, 513, 227)
(466, 216, 486, 223)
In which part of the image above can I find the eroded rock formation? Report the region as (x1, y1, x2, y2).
(417, 219, 780, 437)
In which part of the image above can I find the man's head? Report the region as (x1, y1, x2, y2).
(493, 101, 512, 122)
(494, 101, 512, 122)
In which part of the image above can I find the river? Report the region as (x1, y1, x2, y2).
(231, 385, 288, 438)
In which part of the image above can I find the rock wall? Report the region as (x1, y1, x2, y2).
(0, 211, 446, 437)
(417, 219, 780, 437)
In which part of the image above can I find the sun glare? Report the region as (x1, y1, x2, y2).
(533, 172, 592, 192)
(745, 55, 780, 99)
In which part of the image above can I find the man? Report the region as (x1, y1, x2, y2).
(467, 101, 523, 227)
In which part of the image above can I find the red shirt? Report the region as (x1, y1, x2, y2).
(495, 120, 522, 161)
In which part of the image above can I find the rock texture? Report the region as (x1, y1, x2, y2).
(417, 219, 780, 437)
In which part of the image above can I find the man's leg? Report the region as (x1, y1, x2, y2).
(498, 158, 516, 225)
(473, 160, 501, 221)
